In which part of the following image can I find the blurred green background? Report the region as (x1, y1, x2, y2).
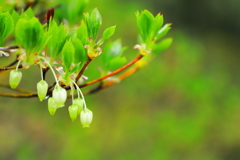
(1, 0, 240, 159)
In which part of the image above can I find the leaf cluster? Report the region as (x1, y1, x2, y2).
(0, 1, 172, 86)
(136, 10, 172, 53)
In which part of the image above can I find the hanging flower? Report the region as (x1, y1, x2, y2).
(80, 108, 93, 128)
(48, 97, 58, 115)
(73, 98, 84, 114)
(9, 70, 22, 89)
(37, 80, 48, 101)
(52, 85, 67, 107)
(68, 104, 79, 122)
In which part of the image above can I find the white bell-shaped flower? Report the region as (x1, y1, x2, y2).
(9, 70, 22, 89)
(52, 86, 67, 107)
(37, 80, 48, 101)
(80, 108, 93, 128)
(68, 104, 79, 122)
(73, 98, 84, 115)
(48, 97, 58, 115)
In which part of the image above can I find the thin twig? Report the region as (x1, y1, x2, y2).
(0, 82, 33, 93)
(0, 65, 22, 71)
(47, 82, 56, 91)
(85, 82, 104, 95)
(85, 67, 139, 95)
(0, 92, 37, 98)
(42, 67, 49, 80)
(79, 54, 143, 88)
(0, 46, 19, 50)
(75, 58, 92, 83)
(5, 59, 19, 68)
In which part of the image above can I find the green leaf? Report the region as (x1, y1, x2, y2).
(72, 38, 87, 64)
(155, 23, 172, 40)
(11, 10, 20, 26)
(76, 21, 88, 45)
(0, 12, 14, 46)
(153, 37, 173, 54)
(103, 40, 123, 66)
(67, 0, 88, 25)
(85, 8, 102, 41)
(102, 40, 127, 70)
(47, 20, 68, 58)
(20, 7, 35, 19)
(54, 0, 88, 26)
(136, 10, 154, 43)
(102, 25, 116, 41)
(68, 104, 79, 122)
(152, 13, 163, 36)
(90, 8, 102, 38)
(66, 31, 77, 41)
(84, 12, 91, 37)
(62, 40, 75, 70)
(15, 17, 47, 56)
(108, 56, 127, 71)
(70, 63, 81, 74)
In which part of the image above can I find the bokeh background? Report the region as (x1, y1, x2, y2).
(1, 0, 240, 159)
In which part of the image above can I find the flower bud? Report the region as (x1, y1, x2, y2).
(52, 86, 67, 107)
(68, 104, 79, 122)
(73, 98, 84, 115)
(48, 97, 58, 115)
(37, 80, 48, 101)
(9, 70, 22, 89)
(80, 109, 93, 128)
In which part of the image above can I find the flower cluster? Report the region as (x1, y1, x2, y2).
(3, 5, 172, 129)
(9, 57, 93, 128)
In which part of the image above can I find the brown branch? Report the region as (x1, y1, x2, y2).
(0, 65, 22, 71)
(4, 59, 19, 68)
(42, 67, 49, 80)
(0, 83, 33, 93)
(79, 54, 143, 88)
(0, 92, 37, 98)
(47, 82, 56, 91)
(85, 82, 104, 95)
(0, 54, 143, 98)
(0, 46, 19, 51)
(85, 66, 140, 95)
(75, 58, 92, 83)
(1, 54, 21, 70)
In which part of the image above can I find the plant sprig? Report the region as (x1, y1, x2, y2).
(0, 1, 172, 127)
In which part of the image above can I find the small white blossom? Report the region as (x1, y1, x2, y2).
(52, 86, 67, 107)
(80, 109, 93, 128)
(9, 70, 22, 89)
(37, 80, 48, 101)
(68, 104, 79, 122)
(48, 97, 58, 115)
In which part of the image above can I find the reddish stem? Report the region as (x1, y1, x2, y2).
(79, 54, 143, 88)
(75, 58, 92, 83)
